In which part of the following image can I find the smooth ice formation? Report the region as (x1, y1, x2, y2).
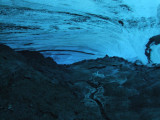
(0, 0, 160, 64)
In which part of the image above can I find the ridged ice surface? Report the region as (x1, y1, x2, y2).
(0, 0, 160, 64)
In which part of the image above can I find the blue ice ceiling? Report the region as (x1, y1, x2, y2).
(0, 0, 160, 64)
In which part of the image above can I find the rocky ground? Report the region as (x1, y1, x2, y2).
(1, 44, 160, 120)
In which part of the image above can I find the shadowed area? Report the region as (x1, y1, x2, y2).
(1, 1, 160, 119)
(1, 44, 160, 120)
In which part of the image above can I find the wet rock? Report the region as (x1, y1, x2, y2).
(0, 44, 102, 120)
(1, 44, 160, 120)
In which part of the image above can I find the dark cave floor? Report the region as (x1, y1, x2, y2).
(1, 44, 160, 120)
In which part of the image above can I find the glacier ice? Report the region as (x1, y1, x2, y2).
(0, 0, 160, 64)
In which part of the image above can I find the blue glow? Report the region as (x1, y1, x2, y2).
(0, 0, 160, 64)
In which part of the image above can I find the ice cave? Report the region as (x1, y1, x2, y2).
(1, 0, 160, 120)
(0, 0, 160, 64)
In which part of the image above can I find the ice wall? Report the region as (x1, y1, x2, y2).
(0, 0, 160, 64)
(123, 0, 160, 17)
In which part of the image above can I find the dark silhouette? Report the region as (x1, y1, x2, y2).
(145, 35, 160, 63)
(118, 20, 124, 26)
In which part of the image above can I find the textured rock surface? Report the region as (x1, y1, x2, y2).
(0, 44, 102, 120)
(1, 44, 160, 120)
